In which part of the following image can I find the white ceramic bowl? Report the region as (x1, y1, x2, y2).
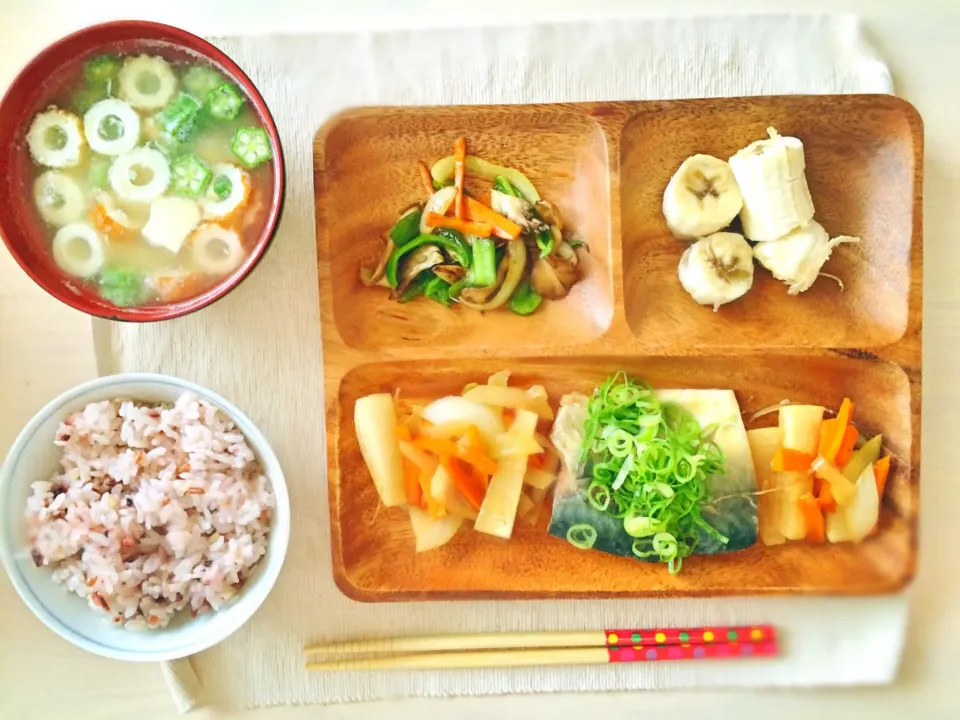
(0, 373, 290, 662)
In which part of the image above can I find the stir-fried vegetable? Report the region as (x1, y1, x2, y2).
(570, 373, 728, 574)
(354, 372, 559, 552)
(363, 137, 585, 315)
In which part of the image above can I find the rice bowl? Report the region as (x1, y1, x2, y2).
(0, 374, 289, 661)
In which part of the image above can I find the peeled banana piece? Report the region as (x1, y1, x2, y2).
(753, 221, 859, 295)
(677, 231, 754, 311)
(662, 154, 743, 240)
(729, 127, 815, 242)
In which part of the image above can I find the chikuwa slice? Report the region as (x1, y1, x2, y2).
(190, 223, 245, 274)
(83, 98, 141, 155)
(662, 154, 743, 240)
(677, 231, 754, 310)
(200, 164, 250, 219)
(108, 147, 171, 203)
(51, 222, 105, 278)
(728, 127, 815, 242)
(117, 55, 177, 111)
(26, 109, 85, 168)
(33, 171, 87, 226)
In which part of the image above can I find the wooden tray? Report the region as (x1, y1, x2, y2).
(314, 95, 923, 602)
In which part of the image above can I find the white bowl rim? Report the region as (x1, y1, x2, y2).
(0, 372, 290, 662)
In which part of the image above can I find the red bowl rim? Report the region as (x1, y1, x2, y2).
(0, 20, 286, 322)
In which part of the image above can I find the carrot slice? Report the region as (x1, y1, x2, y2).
(798, 492, 825, 543)
(440, 455, 486, 511)
(460, 196, 522, 240)
(424, 212, 493, 237)
(834, 425, 859, 468)
(874, 455, 891, 499)
(453, 137, 466, 218)
(817, 481, 837, 513)
(772, 447, 815, 472)
(417, 160, 435, 196)
(822, 399, 854, 461)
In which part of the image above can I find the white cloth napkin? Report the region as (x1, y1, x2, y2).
(92, 13, 901, 713)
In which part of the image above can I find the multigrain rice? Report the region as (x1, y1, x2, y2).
(25, 392, 274, 630)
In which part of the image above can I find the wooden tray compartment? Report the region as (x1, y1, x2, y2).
(315, 95, 922, 601)
(620, 96, 915, 351)
(316, 105, 614, 352)
(331, 355, 914, 601)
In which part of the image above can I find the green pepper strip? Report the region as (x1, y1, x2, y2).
(385, 233, 470, 288)
(508, 276, 542, 316)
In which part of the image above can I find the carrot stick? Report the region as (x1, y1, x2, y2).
(527, 453, 545, 471)
(820, 399, 853, 461)
(874, 455, 891, 499)
(453, 137, 466, 218)
(424, 212, 493, 237)
(417, 161, 435, 196)
(461, 450, 498, 476)
(798, 493, 825, 542)
(440, 455, 486, 511)
(396, 424, 412, 442)
(402, 457, 422, 507)
(412, 436, 460, 457)
(772, 447, 815, 472)
(502, 408, 516, 426)
(817, 482, 837, 513)
(460, 196, 522, 240)
(834, 425, 859, 468)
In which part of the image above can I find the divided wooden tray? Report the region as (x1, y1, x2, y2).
(314, 95, 923, 602)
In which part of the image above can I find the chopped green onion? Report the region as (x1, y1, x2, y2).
(586, 482, 611, 512)
(230, 126, 273, 168)
(566, 524, 598, 550)
(579, 371, 727, 573)
(206, 82, 245, 120)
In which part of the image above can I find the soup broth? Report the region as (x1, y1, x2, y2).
(23, 48, 275, 308)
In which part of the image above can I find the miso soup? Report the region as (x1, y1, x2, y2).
(23, 49, 276, 308)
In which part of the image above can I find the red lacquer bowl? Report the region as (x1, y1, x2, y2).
(0, 21, 285, 321)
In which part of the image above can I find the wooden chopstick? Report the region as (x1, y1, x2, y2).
(307, 640, 779, 671)
(304, 625, 775, 656)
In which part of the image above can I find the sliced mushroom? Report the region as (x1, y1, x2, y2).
(432, 264, 467, 285)
(531, 254, 578, 300)
(535, 200, 564, 233)
(490, 190, 547, 234)
(360, 237, 396, 288)
(396, 244, 444, 294)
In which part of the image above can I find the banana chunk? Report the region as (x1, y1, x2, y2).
(753, 221, 859, 294)
(662, 154, 743, 240)
(677, 231, 754, 311)
(729, 127, 815, 242)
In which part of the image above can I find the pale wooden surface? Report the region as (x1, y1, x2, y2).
(2, 1, 959, 718)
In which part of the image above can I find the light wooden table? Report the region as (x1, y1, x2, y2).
(2, 1, 958, 718)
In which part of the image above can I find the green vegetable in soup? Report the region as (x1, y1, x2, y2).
(88, 156, 111, 189)
(230, 126, 273, 168)
(84, 55, 122, 87)
(170, 154, 213, 197)
(154, 93, 203, 143)
(99, 267, 144, 307)
(145, 135, 184, 160)
(212, 174, 233, 201)
(73, 86, 108, 115)
(182, 65, 225, 98)
(206, 83, 245, 120)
